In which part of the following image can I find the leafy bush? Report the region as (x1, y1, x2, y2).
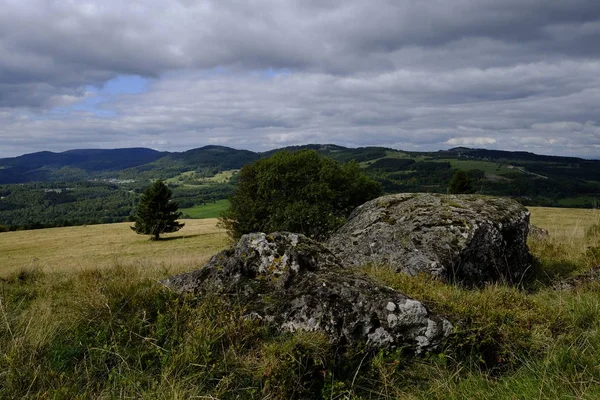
(220, 150, 382, 240)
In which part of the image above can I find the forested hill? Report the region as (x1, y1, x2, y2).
(0, 148, 167, 184)
(2, 144, 598, 185)
(1, 143, 600, 230)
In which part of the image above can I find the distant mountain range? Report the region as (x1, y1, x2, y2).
(1, 144, 599, 186)
(1, 143, 599, 231)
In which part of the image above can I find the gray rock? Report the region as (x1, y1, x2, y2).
(162, 232, 452, 353)
(529, 224, 549, 238)
(327, 193, 532, 286)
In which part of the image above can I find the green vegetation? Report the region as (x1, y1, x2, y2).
(558, 196, 600, 207)
(165, 169, 238, 186)
(113, 146, 257, 181)
(171, 182, 236, 208)
(180, 199, 230, 219)
(220, 150, 382, 240)
(1, 144, 600, 230)
(0, 178, 235, 231)
(0, 181, 138, 230)
(131, 180, 184, 240)
(1, 208, 600, 398)
(433, 158, 517, 175)
(208, 169, 238, 183)
(448, 170, 475, 194)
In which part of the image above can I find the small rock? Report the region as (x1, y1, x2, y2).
(529, 224, 549, 239)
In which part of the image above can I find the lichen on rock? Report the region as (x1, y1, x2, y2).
(162, 232, 452, 353)
(327, 193, 533, 286)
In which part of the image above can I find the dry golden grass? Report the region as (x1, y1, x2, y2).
(528, 207, 600, 277)
(1, 207, 598, 279)
(528, 206, 600, 238)
(1, 207, 600, 398)
(0, 218, 228, 278)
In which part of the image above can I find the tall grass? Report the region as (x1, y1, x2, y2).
(0, 264, 333, 399)
(1, 213, 599, 399)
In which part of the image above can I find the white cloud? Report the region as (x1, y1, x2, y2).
(0, 0, 600, 157)
(446, 137, 498, 146)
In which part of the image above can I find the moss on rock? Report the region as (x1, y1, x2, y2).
(327, 193, 532, 286)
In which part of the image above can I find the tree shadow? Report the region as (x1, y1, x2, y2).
(523, 256, 582, 291)
(159, 233, 206, 241)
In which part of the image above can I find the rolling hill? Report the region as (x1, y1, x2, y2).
(0, 148, 167, 184)
(1, 144, 600, 230)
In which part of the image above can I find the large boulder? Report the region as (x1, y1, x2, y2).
(162, 232, 452, 353)
(327, 193, 532, 286)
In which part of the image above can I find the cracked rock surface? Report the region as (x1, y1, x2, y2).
(162, 232, 452, 353)
(327, 193, 532, 286)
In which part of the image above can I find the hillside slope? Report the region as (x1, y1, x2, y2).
(0, 148, 166, 183)
(1, 144, 600, 230)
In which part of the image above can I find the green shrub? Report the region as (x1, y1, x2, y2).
(220, 150, 382, 241)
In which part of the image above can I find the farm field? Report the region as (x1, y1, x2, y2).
(0, 218, 228, 277)
(208, 169, 238, 183)
(433, 158, 517, 175)
(180, 199, 230, 219)
(166, 169, 237, 186)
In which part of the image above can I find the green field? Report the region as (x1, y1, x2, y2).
(165, 170, 197, 184)
(359, 150, 424, 167)
(557, 196, 600, 207)
(433, 158, 518, 175)
(166, 169, 238, 186)
(207, 169, 238, 183)
(180, 199, 230, 218)
(1, 206, 600, 398)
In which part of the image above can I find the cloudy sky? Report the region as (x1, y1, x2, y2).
(1, 0, 600, 158)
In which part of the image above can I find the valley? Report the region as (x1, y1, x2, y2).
(1, 144, 599, 231)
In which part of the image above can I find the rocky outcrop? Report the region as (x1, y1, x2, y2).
(163, 232, 452, 353)
(327, 193, 532, 286)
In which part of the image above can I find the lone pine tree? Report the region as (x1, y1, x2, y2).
(131, 180, 184, 240)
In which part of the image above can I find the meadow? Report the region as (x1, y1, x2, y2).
(433, 158, 517, 176)
(0, 219, 228, 278)
(0, 207, 599, 399)
(180, 199, 230, 219)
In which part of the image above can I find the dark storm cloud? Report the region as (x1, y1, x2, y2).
(0, 0, 599, 157)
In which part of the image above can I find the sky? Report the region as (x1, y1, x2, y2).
(1, 0, 600, 159)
